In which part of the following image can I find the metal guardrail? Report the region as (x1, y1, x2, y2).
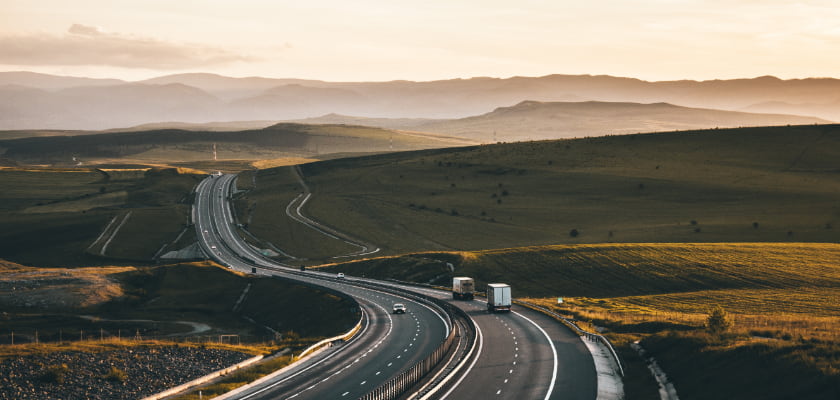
(514, 300, 624, 377)
(297, 317, 363, 359)
(359, 322, 458, 400)
(340, 279, 475, 400)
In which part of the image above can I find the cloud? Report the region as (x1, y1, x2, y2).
(0, 25, 252, 69)
(68, 24, 104, 37)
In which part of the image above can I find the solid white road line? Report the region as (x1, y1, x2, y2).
(512, 311, 558, 400)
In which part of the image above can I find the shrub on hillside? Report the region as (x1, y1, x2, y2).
(707, 305, 732, 335)
(103, 366, 128, 383)
(41, 363, 69, 384)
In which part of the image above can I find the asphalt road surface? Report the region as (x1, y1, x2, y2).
(194, 174, 597, 399)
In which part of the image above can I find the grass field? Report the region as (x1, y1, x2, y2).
(234, 167, 360, 260)
(317, 242, 840, 399)
(238, 125, 840, 261)
(0, 123, 470, 168)
(0, 167, 200, 267)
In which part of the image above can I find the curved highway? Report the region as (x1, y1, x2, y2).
(195, 174, 598, 399)
(194, 175, 449, 399)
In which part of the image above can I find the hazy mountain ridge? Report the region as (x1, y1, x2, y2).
(1, 71, 838, 131)
(281, 101, 828, 142)
(409, 100, 830, 141)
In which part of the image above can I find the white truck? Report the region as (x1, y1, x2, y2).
(452, 277, 475, 300)
(486, 283, 512, 312)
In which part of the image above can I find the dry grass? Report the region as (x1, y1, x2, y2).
(0, 263, 132, 309)
(0, 338, 278, 360)
(251, 157, 318, 169)
(526, 296, 840, 343)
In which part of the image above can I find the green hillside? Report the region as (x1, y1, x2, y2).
(0, 123, 474, 168)
(237, 124, 840, 261)
(0, 167, 200, 267)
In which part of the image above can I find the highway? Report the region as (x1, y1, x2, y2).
(194, 175, 450, 399)
(194, 174, 598, 399)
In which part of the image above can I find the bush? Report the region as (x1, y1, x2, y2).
(103, 366, 128, 383)
(569, 229, 579, 238)
(42, 364, 69, 384)
(706, 305, 732, 334)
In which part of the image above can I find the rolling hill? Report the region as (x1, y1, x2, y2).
(234, 124, 840, 261)
(408, 101, 830, 141)
(0, 123, 475, 166)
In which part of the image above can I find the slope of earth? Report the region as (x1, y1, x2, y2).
(0, 167, 200, 267)
(0, 123, 474, 167)
(239, 124, 840, 260)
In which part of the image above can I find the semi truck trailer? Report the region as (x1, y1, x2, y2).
(486, 283, 512, 312)
(452, 277, 475, 300)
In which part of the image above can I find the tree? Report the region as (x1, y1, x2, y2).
(706, 305, 732, 334)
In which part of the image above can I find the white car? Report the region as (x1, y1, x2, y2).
(393, 303, 406, 314)
(336, 273, 346, 279)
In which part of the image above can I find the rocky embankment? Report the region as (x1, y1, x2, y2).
(0, 346, 250, 399)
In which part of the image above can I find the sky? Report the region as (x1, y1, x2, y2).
(1, 0, 839, 82)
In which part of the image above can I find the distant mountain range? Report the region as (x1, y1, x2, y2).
(1, 71, 838, 133)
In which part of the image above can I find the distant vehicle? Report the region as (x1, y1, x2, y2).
(486, 283, 512, 312)
(300, 265, 306, 271)
(452, 277, 475, 300)
(210, 245, 217, 250)
(337, 273, 345, 279)
(393, 303, 406, 314)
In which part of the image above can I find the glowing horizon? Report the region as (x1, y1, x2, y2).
(1, 0, 838, 82)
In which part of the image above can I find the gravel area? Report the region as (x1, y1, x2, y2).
(0, 346, 251, 400)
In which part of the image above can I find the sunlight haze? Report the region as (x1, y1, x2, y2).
(1, 0, 838, 81)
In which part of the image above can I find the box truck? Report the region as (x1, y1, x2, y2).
(486, 283, 512, 312)
(452, 277, 475, 300)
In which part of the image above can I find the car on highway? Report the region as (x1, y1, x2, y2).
(336, 272, 345, 279)
(393, 303, 406, 314)
(210, 245, 217, 250)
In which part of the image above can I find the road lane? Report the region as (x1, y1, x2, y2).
(194, 174, 450, 400)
